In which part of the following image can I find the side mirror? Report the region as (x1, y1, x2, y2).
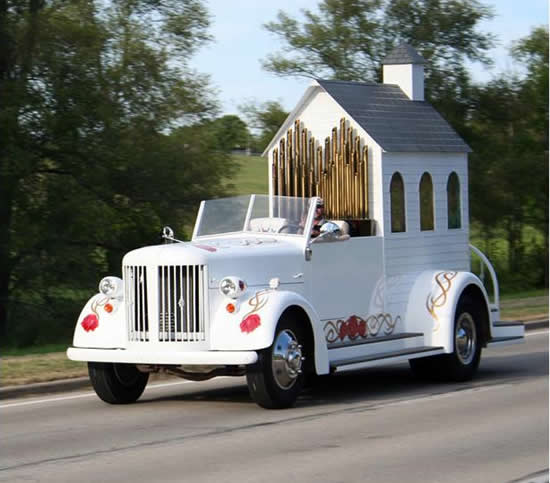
(311, 222, 342, 243)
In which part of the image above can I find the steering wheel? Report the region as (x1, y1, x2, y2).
(277, 223, 301, 234)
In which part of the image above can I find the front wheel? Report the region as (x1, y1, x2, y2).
(246, 317, 307, 409)
(88, 362, 149, 404)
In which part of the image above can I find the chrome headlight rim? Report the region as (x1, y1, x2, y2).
(98, 276, 123, 299)
(219, 276, 246, 299)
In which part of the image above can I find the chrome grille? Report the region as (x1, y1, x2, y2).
(158, 265, 206, 342)
(125, 265, 149, 341)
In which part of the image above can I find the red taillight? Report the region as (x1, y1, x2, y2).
(104, 303, 114, 313)
(226, 303, 235, 313)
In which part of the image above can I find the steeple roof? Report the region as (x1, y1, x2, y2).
(382, 43, 426, 65)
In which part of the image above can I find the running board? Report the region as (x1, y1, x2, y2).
(491, 321, 525, 339)
(330, 346, 445, 373)
(493, 321, 524, 327)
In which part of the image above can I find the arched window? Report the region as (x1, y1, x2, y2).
(390, 172, 406, 233)
(419, 172, 434, 231)
(447, 172, 461, 229)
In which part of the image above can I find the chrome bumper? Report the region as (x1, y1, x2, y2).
(67, 347, 258, 366)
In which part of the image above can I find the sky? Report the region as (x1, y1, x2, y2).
(190, 0, 549, 116)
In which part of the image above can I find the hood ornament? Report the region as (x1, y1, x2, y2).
(161, 226, 185, 244)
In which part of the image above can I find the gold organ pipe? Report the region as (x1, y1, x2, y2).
(270, 118, 370, 222)
(300, 129, 309, 198)
(363, 145, 369, 219)
(279, 139, 285, 197)
(315, 146, 323, 196)
(272, 148, 279, 196)
(306, 138, 315, 196)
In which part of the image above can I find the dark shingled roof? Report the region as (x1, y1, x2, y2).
(317, 79, 471, 153)
(382, 43, 426, 65)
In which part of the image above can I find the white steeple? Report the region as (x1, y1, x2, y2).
(382, 43, 426, 101)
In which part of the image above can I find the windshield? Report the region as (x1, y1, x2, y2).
(193, 195, 314, 238)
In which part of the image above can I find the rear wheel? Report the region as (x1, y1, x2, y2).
(246, 316, 308, 409)
(441, 299, 482, 381)
(88, 362, 149, 404)
(410, 296, 481, 382)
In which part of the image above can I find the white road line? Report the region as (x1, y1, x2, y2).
(0, 379, 198, 409)
(526, 329, 548, 337)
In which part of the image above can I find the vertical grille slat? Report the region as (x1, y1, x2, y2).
(158, 264, 206, 342)
(125, 265, 149, 342)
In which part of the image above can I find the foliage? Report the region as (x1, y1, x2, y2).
(0, 0, 234, 347)
(239, 100, 289, 152)
(204, 115, 251, 151)
(262, 0, 494, 134)
(469, 27, 548, 289)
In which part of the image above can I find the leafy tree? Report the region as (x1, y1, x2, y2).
(0, 0, 233, 346)
(239, 100, 289, 152)
(206, 115, 250, 151)
(469, 27, 548, 288)
(262, 0, 494, 134)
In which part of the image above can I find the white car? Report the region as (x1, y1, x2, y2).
(68, 194, 524, 408)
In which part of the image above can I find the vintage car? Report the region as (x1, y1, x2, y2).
(68, 45, 525, 408)
(67, 193, 524, 409)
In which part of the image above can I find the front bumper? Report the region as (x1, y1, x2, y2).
(67, 347, 258, 366)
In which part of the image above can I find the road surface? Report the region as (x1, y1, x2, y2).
(1, 330, 547, 483)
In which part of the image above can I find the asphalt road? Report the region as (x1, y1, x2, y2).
(1, 330, 548, 483)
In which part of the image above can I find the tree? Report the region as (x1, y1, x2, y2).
(206, 115, 250, 152)
(468, 27, 548, 288)
(239, 100, 289, 152)
(0, 0, 233, 346)
(262, 0, 495, 134)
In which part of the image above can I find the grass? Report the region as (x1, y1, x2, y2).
(228, 154, 268, 195)
(1, 343, 70, 358)
(1, 353, 87, 387)
(500, 294, 548, 321)
(501, 288, 548, 300)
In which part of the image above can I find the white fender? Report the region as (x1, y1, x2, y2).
(210, 288, 329, 375)
(405, 271, 490, 353)
(73, 294, 127, 349)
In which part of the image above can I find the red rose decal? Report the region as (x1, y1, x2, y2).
(81, 314, 99, 332)
(240, 314, 261, 333)
(339, 315, 367, 340)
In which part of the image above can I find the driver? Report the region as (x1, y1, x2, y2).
(311, 198, 327, 238)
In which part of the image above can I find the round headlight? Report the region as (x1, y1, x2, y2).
(98, 276, 123, 299)
(219, 277, 246, 299)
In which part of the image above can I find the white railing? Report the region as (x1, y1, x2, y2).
(469, 244, 500, 309)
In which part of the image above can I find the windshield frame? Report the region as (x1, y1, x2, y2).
(192, 194, 319, 240)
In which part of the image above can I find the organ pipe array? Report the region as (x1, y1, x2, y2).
(271, 118, 369, 220)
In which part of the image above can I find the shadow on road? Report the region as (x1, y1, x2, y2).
(148, 349, 548, 409)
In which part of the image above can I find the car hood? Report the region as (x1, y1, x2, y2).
(122, 236, 305, 288)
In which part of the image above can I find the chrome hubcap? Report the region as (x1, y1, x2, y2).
(455, 313, 477, 365)
(272, 329, 304, 389)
